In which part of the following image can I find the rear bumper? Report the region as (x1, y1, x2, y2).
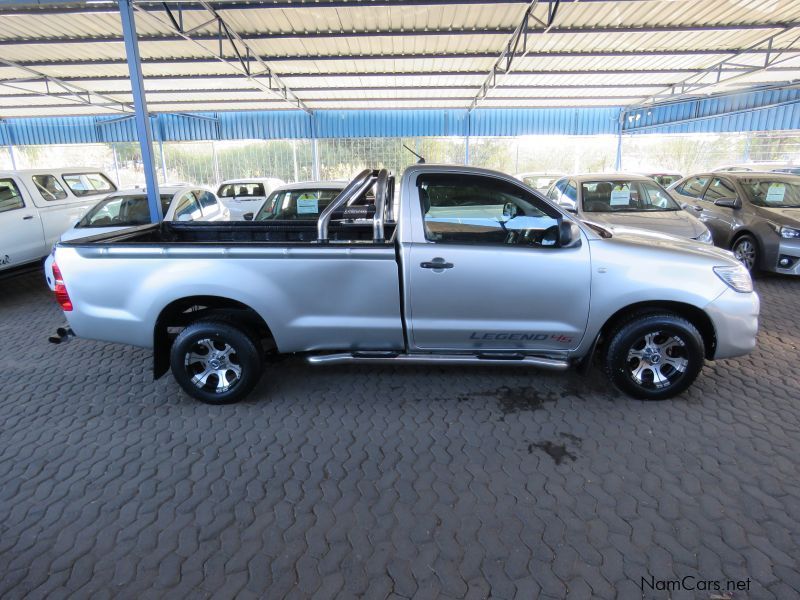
(705, 287, 760, 360)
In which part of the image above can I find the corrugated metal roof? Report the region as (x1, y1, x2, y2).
(0, 0, 799, 134)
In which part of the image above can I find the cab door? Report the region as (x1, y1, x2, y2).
(698, 177, 742, 246)
(0, 177, 45, 269)
(405, 172, 591, 353)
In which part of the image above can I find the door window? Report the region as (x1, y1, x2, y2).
(195, 190, 219, 212)
(32, 175, 67, 201)
(547, 179, 565, 201)
(62, 172, 116, 197)
(703, 178, 737, 203)
(674, 176, 709, 198)
(173, 192, 202, 221)
(418, 174, 562, 247)
(0, 179, 24, 213)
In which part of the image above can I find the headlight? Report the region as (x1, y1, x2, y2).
(713, 265, 753, 293)
(779, 226, 800, 239)
(695, 228, 713, 244)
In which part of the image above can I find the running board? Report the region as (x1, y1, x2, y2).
(306, 352, 569, 370)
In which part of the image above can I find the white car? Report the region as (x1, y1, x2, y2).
(44, 185, 228, 289)
(217, 177, 285, 220)
(0, 168, 116, 275)
(245, 181, 348, 220)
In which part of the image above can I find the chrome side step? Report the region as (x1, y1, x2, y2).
(306, 352, 569, 370)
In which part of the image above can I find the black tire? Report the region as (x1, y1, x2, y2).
(731, 234, 759, 273)
(170, 320, 262, 404)
(604, 313, 705, 400)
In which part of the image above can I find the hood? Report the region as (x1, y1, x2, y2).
(582, 209, 705, 239)
(592, 224, 739, 265)
(756, 206, 800, 228)
(60, 225, 129, 242)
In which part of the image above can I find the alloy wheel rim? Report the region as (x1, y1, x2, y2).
(626, 331, 688, 390)
(185, 337, 242, 393)
(733, 239, 756, 270)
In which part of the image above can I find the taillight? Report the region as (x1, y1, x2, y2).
(52, 262, 73, 312)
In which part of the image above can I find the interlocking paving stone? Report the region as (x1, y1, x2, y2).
(0, 270, 799, 598)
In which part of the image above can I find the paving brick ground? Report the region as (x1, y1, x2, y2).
(0, 270, 798, 599)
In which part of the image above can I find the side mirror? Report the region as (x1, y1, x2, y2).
(558, 220, 582, 248)
(714, 197, 741, 209)
(243, 213, 254, 221)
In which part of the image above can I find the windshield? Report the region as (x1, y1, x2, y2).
(255, 188, 344, 220)
(581, 180, 680, 212)
(62, 172, 116, 197)
(78, 194, 172, 227)
(739, 177, 800, 208)
(522, 175, 559, 190)
(651, 174, 681, 187)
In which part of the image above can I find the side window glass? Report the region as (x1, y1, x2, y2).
(547, 179, 564, 201)
(0, 179, 24, 213)
(32, 175, 67, 201)
(195, 190, 218, 210)
(62, 173, 115, 197)
(703, 178, 737, 202)
(677, 176, 709, 199)
(565, 180, 577, 201)
(174, 193, 201, 221)
(419, 174, 562, 247)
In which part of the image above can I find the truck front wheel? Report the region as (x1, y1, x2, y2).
(170, 320, 262, 404)
(604, 313, 705, 400)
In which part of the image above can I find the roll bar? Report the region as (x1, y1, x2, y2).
(316, 168, 391, 242)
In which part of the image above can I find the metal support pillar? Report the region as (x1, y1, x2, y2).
(7, 144, 17, 170)
(112, 143, 121, 186)
(292, 140, 299, 182)
(615, 110, 624, 170)
(211, 140, 220, 183)
(119, 0, 161, 222)
(158, 137, 168, 182)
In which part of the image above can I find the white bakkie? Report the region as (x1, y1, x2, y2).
(0, 168, 116, 275)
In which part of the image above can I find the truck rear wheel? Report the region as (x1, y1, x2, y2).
(604, 313, 705, 400)
(170, 320, 262, 404)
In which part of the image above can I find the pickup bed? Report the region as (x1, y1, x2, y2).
(52, 165, 759, 403)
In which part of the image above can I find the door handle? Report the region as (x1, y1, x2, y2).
(22, 215, 34, 220)
(691, 205, 703, 211)
(420, 258, 454, 270)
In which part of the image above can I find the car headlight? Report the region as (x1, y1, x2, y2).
(695, 228, 713, 244)
(779, 226, 800, 239)
(713, 265, 753, 293)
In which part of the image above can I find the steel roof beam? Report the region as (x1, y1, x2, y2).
(0, 0, 647, 16)
(131, 0, 310, 112)
(9, 46, 797, 71)
(631, 26, 800, 107)
(4, 22, 799, 47)
(0, 57, 131, 115)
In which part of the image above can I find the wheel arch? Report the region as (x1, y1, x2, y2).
(595, 300, 716, 361)
(153, 295, 274, 379)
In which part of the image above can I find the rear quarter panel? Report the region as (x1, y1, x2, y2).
(54, 244, 404, 353)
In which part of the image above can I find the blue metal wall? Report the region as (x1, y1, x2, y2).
(623, 88, 800, 134)
(2, 88, 799, 146)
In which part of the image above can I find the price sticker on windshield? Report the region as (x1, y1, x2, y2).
(297, 197, 319, 214)
(610, 187, 631, 206)
(765, 183, 786, 204)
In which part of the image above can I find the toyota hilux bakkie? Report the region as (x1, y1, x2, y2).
(50, 165, 759, 404)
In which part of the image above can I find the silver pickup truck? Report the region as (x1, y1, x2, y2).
(51, 165, 759, 404)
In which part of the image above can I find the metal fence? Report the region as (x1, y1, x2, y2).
(3, 132, 800, 188)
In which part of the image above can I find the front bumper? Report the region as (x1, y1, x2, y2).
(771, 238, 800, 275)
(704, 287, 760, 360)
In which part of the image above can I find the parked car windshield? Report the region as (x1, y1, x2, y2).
(78, 194, 172, 227)
(62, 172, 116, 197)
(255, 188, 343, 220)
(218, 182, 265, 198)
(739, 177, 800, 208)
(581, 180, 681, 212)
(650, 174, 681, 187)
(522, 175, 560, 190)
